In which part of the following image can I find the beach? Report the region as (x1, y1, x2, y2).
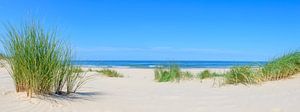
(0, 0, 299, 111)
(0, 67, 300, 112)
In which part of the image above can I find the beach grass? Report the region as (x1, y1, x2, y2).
(222, 51, 300, 85)
(152, 51, 300, 85)
(0, 53, 4, 60)
(181, 71, 194, 80)
(1, 21, 87, 97)
(224, 66, 261, 85)
(97, 69, 123, 77)
(88, 68, 93, 72)
(72, 67, 84, 73)
(154, 64, 194, 82)
(154, 64, 181, 82)
(0, 53, 4, 67)
(196, 70, 222, 80)
(262, 51, 300, 81)
(66, 67, 89, 94)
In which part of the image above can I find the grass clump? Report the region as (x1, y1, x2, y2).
(224, 66, 261, 85)
(196, 70, 222, 80)
(72, 67, 84, 73)
(1, 21, 88, 97)
(0, 53, 4, 60)
(66, 67, 89, 94)
(154, 64, 194, 82)
(97, 69, 123, 77)
(223, 51, 300, 85)
(0, 53, 4, 67)
(262, 51, 300, 81)
(152, 51, 300, 85)
(181, 71, 194, 80)
(154, 64, 181, 82)
(88, 68, 93, 72)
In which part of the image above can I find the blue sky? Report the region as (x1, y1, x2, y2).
(0, 0, 299, 61)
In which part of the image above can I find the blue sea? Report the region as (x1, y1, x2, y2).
(72, 60, 267, 68)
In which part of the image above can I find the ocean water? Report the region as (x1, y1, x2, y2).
(72, 60, 267, 68)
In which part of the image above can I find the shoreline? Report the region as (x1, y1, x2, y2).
(80, 66, 231, 74)
(72, 60, 266, 69)
(79, 66, 232, 69)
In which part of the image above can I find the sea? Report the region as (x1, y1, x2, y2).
(72, 60, 267, 68)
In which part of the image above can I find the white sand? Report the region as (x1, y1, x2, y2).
(0, 67, 300, 112)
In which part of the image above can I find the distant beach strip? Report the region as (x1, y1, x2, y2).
(72, 60, 267, 68)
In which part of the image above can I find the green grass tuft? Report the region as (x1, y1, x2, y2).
(223, 51, 300, 85)
(88, 68, 93, 72)
(1, 20, 88, 97)
(154, 64, 194, 82)
(0, 53, 4, 67)
(66, 67, 89, 94)
(0, 53, 4, 60)
(72, 67, 84, 73)
(153, 51, 300, 85)
(97, 69, 123, 77)
(181, 71, 194, 80)
(262, 51, 300, 81)
(154, 64, 181, 82)
(224, 66, 261, 85)
(196, 70, 222, 80)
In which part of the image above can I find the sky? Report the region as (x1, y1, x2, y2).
(0, 0, 299, 61)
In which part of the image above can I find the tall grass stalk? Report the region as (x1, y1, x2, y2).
(262, 51, 300, 81)
(1, 21, 87, 97)
(66, 67, 89, 94)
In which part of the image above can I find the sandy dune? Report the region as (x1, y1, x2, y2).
(0, 67, 300, 112)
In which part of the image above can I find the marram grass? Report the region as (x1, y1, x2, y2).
(262, 51, 300, 81)
(0, 53, 4, 67)
(66, 67, 89, 94)
(154, 64, 181, 82)
(196, 70, 222, 80)
(181, 71, 194, 80)
(97, 69, 123, 77)
(0, 53, 4, 60)
(154, 64, 194, 82)
(216, 51, 300, 85)
(224, 66, 261, 85)
(1, 21, 88, 97)
(152, 51, 300, 85)
(72, 67, 84, 73)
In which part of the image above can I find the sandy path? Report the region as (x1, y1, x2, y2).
(0, 67, 300, 112)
